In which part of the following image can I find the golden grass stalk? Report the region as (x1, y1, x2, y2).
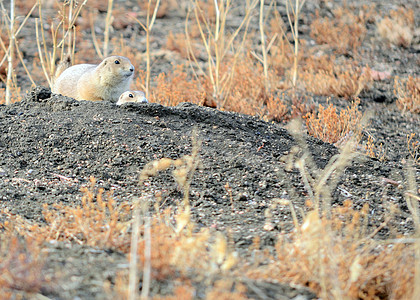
(186, 0, 258, 108)
(258, 0, 275, 93)
(36, 0, 86, 88)
(128, 199, 141, 300)
(4, 0, 15, 105)
(140, 209, 151, 300)
(91, 0, 114, 58)
(132, 0, 161, 99)
(286, 0, 306, 87)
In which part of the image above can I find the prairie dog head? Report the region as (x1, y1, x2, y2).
(116, 91, 148, 105)
(97, 56, 134, 85)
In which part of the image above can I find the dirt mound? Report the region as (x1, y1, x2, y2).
(0, 87, 414, 298)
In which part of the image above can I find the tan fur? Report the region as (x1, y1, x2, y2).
(52, 56, 134, 101)
(116, 91, 148, 105)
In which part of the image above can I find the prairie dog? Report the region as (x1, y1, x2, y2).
(53, 56, 134, 101)
(116, 91, 148, 105)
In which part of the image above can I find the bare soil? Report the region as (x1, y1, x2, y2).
(0, 0, 419, 299)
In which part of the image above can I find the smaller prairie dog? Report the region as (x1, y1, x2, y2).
(53, 56, 134, 102)
(116, 91, 148, 105)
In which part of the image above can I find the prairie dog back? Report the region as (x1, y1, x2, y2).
(53, 56, 134, 102)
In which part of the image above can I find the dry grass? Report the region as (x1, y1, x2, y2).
(310, 7, 368, 55)
(394, 76, 420, 113)
(301, 56, 372, 99)
(364, 134, 386, 161)
(2, 177, 132, 251)
(246, 202, 416, 299)
(377, 7, 415, 48)
(136, 64, 206, 107)
(0, 230, 48, 297)
(0, 87, 23, 104)
(245, 132, 418, 299)
(0, 1, 419, 299)
(406, 133, 420, 165)
(304, 99, 362, 144)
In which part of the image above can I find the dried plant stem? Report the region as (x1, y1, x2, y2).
(36, 0, 86, 87)
(103, 0, 114, 57)
(187, 0, 258, 108)
(14, 39, 35, 87)
(140, 211, 151, 300)
(286, 0, 306, 88)
(5, 0, 15, 105)
(128, 200, 141, 300)
(259, 0, 269, 92)
(132, 0, 161, 98)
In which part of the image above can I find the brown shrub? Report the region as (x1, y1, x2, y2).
(138, 0, 170, 19)
(3, 177, 133, 251)
(377, 7, 415, 48)
(301, 56, 371, 99)
(310, 8, 367, 54)
(245, 201, 416, 299)
(0, 231, 48, 296)
(139, 64, 206, 107)
(166, 31, 198, 59)
(0, 87, 24, 105)
(304, 99, 362, 144)
(394, 76, 420, 113)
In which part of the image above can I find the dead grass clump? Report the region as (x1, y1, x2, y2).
(406, 133, 420, 165)
(304, 99, 362, 144)
(246, 202, 416, 299)
(166, 31, 200, 59)
(266, 95, 288, 122)
(3, 177, 133, 251)
(206, 280, 249, 300)
(201, 54, 289, 121)
(310, 8, 367, 54)
(0, 87, 23, 104)
(0, 231, 47, 296)
(364, 135, 386, 162)
(301, 56, 371, 99)
(394, 76, 420, 113)
(139, 0, 169, 19)
(137, 64, 206, 106)
(377, 7, 415, 48)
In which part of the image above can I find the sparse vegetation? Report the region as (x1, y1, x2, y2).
(377, 7, 415, 48)
(0, 0, 419, 299)
(394, 76, 420, 113)
(304, 99, 363, 144)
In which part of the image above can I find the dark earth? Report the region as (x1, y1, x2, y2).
(0, 0, 419, 299)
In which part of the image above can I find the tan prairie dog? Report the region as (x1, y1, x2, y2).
(116, 91, 148, 105)
(53, 56, 134, 102)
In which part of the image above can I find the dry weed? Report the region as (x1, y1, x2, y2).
(135, 64, 205, 106)
(3, 177, 132, 251)
(246, 202, 416, 299)
(377, 7, 415, 48)
(152, 284, 195, 300)
(139, 0, 169, 19)
(394, 76, 420, 113)
(0, 87, 23, 104)
(166, 31, 200, 59)
(206, 280, 248, 300)
(301, 56, 371, 99)
(310, 8, 367, 54)
(364, 134, 386, 162)
(304, 99, 362, 144)
(406, 133, 420, 165)
(0, 231, 48, 296)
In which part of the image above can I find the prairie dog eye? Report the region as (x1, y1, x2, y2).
(114, 60, 120, 64)
(129, 94, 134, 98)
